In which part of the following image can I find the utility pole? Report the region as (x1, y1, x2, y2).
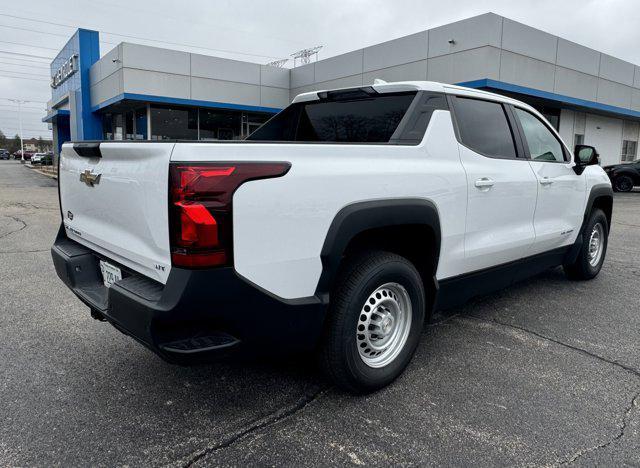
(291, 46, 323, 67)
(9, 99, 27, 163)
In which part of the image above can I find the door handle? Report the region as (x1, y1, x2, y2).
(474, 177, 495, 189)
(539, 177, 554, 185)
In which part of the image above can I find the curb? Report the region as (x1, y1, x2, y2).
(25, 164, 58, 180)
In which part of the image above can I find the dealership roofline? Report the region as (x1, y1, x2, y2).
(461, 79, 640, 120)
(86, 79, 640, 122)
(90, 93, 283, 114)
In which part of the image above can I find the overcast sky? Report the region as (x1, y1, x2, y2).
(1, 0, 639, 139)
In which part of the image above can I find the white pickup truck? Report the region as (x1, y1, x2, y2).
(52, 81, 613, 393)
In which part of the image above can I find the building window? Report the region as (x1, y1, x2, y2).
(134, 107, 147, 140)
(102, 107, 148, 140)
(574, 134, 584, 147)
(101, 105, 275, 141)
(124, 111, 135, 140)
(199, 109, 241, 140)
(622, 140, 638, 162)
(539, 107, 560, 131)
(150, 105, 198, 140)
(243, 112, 272, 138)
(102, 113, 114, 140)
(112, 114, 124, 140)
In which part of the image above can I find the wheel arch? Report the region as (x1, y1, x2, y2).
(565, 184, 613, 266)
(314, 199, 441, 307)
(586, 184, 613, 231)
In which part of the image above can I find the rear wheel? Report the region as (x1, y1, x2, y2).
(318, 251, 425, 394)
(614, 175, 634, 192)
(564, 209, 608, 280)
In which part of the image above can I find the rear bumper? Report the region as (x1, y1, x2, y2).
(51, 226, 327, 362)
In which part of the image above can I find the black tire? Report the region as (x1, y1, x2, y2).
(614, 175, 634, 192)
(318, 251, 425, 394)
(564, 209, 608, 280)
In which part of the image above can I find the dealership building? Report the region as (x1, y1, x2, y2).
(44, 13, 640, 166)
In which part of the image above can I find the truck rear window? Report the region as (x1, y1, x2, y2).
(248, 92, 417, 143)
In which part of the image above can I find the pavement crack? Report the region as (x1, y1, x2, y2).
(0, 215, 27, 240)
(466, 315, 640, 378)
(465, 315, 640, 466)
(0, 248, 49, 254)
(556, 391, 640, 466)
(613, 221, 640, 228)
(180, 386, 329, 467)
(428, 312, 461, 327)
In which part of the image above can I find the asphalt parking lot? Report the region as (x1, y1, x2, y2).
(1, 159, 639, 467)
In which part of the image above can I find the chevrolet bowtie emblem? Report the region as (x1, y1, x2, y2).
(80, 169, 101, 187)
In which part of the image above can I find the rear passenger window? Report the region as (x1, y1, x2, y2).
(453, 97, 516, 159)
(248, 92, 417, 143)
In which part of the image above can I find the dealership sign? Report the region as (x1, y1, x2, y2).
(51, 54, 78, 89)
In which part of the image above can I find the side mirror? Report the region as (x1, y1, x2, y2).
(573, 145, 599, 175)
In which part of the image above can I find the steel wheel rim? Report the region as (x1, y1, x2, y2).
(356, 282, 412, 368)
(588, 222, 604, 267)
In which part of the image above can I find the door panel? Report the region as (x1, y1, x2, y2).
(459, 145, 538, 272)
(511, 106, 585, 254)
(528, 161, 585, 254)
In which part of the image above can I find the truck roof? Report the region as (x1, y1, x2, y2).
(291, 80, 530, 110)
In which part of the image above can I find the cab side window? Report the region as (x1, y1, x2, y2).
(453, 97, 517, 159)
(514, 108, 566, 162)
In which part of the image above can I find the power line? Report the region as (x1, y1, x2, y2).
(0, 121, 48, 125)
(0, 111, 46, 116)
(0, 39, 60, 52)
(0, 103, 45, 109)
(0, 74, 49, 82)
(0, 50, 51, 61)
(0, 126, 47, 131)
(0, 110, 45, 115)
(0, 23, 70, 38)
(0, 68, 50, 77)
(0, 60, 50, 70)
(0, 69, 51, 78)
(0, 97, 47, 103)
(0, 12, 286, 61)
(0, 100, 45, 106)
(0, 23, 117, 46)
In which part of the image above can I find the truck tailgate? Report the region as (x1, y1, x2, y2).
(59, 142, 174, 284)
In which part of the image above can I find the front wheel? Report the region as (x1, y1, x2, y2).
(318, 251, 425, 394)
(564, 209, 609, 280)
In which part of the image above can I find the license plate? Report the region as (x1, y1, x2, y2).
(99, 260, 122, 288)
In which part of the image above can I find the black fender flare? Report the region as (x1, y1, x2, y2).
(582, 184, 614, 231)
(314, 198, 441, 298)
(564, 183, 613, 265)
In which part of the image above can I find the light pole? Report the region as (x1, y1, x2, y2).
(9, 99, 27, 163)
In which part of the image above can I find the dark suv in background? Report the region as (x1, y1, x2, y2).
(0, 149, 10, 160)
(604, 160, 640, 192)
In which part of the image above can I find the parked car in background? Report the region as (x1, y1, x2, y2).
(30, 153, 46, 165)
(13, 151, 34, 161)
(0, 149, 10, 160)
(40, 152, 53, 165)
(604, 159, 640, 192)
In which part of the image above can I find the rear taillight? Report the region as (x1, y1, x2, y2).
(169, 162, 290, 268)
